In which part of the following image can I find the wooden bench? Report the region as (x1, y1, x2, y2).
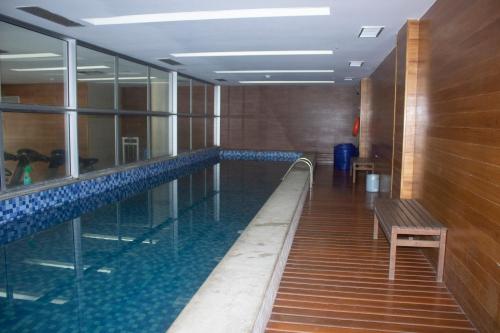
(373, 199, 447, 282)
(350, 157, 375, 183)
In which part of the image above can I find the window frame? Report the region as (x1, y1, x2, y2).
(0, 14, 218, 197)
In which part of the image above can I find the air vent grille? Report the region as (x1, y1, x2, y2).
(0, 49, 7, 54)
(215, 79, 227, 82)
(77, 70, 107, 75)
(17, 6, 83, 27)
(158, 58, 183, 66)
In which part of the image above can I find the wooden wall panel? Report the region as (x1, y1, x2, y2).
(413, 1, 500, 332)
(367, 49, 396, 177)
(358, 78, 372, 158)
(220, 85, 359, 155)
(392, 25, 406, 199)
(393, 21, 421, 199)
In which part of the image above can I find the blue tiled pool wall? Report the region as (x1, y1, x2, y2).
(0, 148, 301, 237)
(0, 148, 220, 225)
(220, 149, 302, 162)
(0, 156, 220, 246)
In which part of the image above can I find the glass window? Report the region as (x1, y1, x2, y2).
(77, 46, 115, 109)
(192, 80, 206, 114)
(192, 117, 205, 150)
(177, 76, 191, 114)
(120, 115, 148, 163)
(177, 116, 190, 153)
(150, 68, 169, 112)
(206, 117, 214, 147)
(151, 116, 169, 158)
(78, 114, 116, 172)
(206, 85, 214, 115)
(0, 21, 67, 106)
(118, 59, 147, 111)
(3, 112, 67, 188)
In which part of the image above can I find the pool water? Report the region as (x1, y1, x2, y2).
(0, 160, 290, 333)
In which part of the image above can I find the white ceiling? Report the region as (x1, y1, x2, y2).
(0, 0, 437, 85)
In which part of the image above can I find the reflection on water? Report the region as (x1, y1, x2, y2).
(0, 160, 289, 333)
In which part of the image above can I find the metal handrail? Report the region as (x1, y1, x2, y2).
(282, 157, 314, 189)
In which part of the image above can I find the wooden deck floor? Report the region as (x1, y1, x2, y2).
(266, 166, 475, 333)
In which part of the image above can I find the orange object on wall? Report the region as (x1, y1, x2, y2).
(352, 116, 360, 136)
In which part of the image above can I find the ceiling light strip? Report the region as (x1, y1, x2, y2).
(215, 69, 334, 74)
(0, 53, 59, 59)
(83, 7, 330, 25)
(78, 76, 153, 81)
(11, 65, 109, 72)
(172, 50, 333, 58)
(239, 80, 334, 84)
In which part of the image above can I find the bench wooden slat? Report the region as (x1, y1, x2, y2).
(373, 199, 447, 282)
(400, 200, 432, 228)
(398, 200, 432, 229)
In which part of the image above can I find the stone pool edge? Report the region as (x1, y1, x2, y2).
(167, 154, 314, 333)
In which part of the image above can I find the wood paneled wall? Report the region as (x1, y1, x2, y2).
(220, 85, 360, 154)
(363, 49, 396, 176)
(393, 21, 420, 199)
(358, 79, 371, 158)
(414, 1, 500, 332)
(361, 0, 500, 331)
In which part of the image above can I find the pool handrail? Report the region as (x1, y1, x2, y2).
(282, 157, 313, 189)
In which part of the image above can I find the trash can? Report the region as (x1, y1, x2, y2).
(366, 174, 380, 192)
(333, 144, 357, 171)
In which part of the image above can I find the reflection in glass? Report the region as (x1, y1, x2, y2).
(3, 112, 67, 187)
(151, 68, 169, 112)
(0, 21, 67, 106)
(151, 116, 170, 158)
(120, 115, 148, 164)
(192, 117, 205, 150)
(191, 80, 206, 114)
(177, 116, 190, 153)
(118, 59, 147, 111)
(206, 85, 214, 115)
(77, 46, 115, 109)
(78, 114, 116, 172)
(177, 76, 191, 114)
(206, 117, 214, 147)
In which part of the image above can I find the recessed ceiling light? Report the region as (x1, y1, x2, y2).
(172, 50, 333, 58)
(349, 61, 364, 67)
(83, 7, 330, 25)
(214, 69, 334, 74)
(0, 52, 59, 59)
(11, 65, 109, 72)
(240, 80, 334, 84)
(344, 77, 353, 81)
(358, 26, 384, 38)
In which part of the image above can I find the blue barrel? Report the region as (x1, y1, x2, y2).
(334, 144, 358, 170)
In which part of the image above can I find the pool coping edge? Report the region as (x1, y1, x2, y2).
(167, 153, 315, 333)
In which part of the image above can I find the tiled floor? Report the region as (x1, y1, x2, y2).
(266, 166, 476, 333)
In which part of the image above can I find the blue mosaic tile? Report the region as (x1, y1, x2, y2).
(220, 149, 302, 162)
(0, 148, 220, 225)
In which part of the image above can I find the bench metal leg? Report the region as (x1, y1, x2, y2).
(436, 229, 447, 282)
(373, 215, 379, 240)
(389, 229, 398, 280)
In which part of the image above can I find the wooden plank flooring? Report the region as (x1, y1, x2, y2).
(266, 166, 476, 333)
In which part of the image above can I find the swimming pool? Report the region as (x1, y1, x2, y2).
(0, 159, 291, 333)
